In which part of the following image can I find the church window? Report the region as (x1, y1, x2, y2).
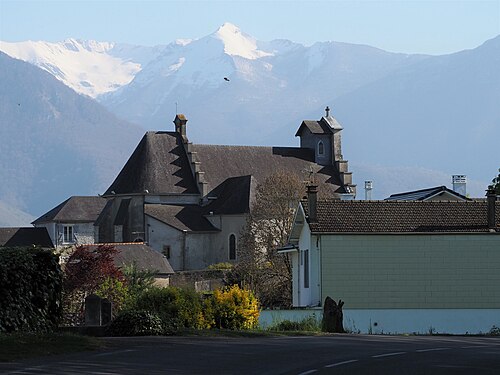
(229, 234, 237, 260)
(163, 245, 171, 259)
(318, 141, 324, 156)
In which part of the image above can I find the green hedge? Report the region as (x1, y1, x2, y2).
(0, 247, 63, 333)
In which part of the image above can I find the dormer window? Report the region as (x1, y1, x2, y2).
(63, 225, 74, 244)
(317, 141, 324, 156)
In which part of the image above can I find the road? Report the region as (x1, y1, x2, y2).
(1, 334, 500, 374)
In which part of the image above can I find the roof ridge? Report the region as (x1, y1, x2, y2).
(193, 143, 272, 148)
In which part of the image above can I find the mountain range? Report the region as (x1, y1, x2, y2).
(0, 23, 498, 224)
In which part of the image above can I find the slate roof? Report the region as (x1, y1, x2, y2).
(303, 200, 500, 233)
(144, 204, 219, 232)
(32, 196, 107, 224)
(104, 131, 199, 195)
(295, 116, 342, 136)
(203, 175, 256, 215)
(385, 186, 470, 201)
(86, 243, 174, 274)
(0, 227, 53, 248)
(192, 145, 345, 195)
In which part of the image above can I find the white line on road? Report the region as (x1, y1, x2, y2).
(94, 349, 137, 357)
(297, 370, 318, 375)
(372, 352, 406, 358)
(416, 347, 450, 352)
(461, 345, 491, 349)
(325, 359, 359, 367)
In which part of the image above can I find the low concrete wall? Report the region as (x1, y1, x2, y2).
(259, 309, 500, 334)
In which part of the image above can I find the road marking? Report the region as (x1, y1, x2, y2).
(297, 370, 318, 375)
(372, 352, 406, 358)
(325, 359, 359, 367)
(94, 349, 137, 357)
(416, 347, 450, 352)
(461, 345, 490, 349)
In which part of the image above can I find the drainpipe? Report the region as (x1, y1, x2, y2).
(487, 186, 497, 231)
(181, 230, 187, 270)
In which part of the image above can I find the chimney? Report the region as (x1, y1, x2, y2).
(174, 114, 188, 143)
(487, 186, 497, 230)
(364, 180, 373, 200)
(307, 185, 318, 223)
(452, 175, 467, 196)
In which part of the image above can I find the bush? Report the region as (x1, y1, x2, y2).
(0, 248, 62, 333)
(269, 316, 320, 332)
(207, 262, 233, 270)
(134, 287, 209, 331)
(95, 277, 131, 315)
(209, 285, 260, 330)
(106, 310, 163, 336)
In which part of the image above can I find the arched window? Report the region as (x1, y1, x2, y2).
(229, 234, 237, 260)
(318, 141, 324, 155)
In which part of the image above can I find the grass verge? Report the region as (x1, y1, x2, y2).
(0, 333, 102, 362)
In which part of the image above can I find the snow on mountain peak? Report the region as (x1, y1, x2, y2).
(0, 39, 148, 98)
(214, 22, 273, 60)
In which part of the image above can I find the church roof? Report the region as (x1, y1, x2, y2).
(295, 116, 342, 137)
(32, 196, 107, 224)
(145, 204, 219, 232)
(104, 133, 347, 197)
(104, 132, 199, 196)
(192, 145, 345, 195)
(203, 175, 256, 215)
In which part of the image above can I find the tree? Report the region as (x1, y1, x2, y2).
(490, 168, 500, 194)
(235, 171, 305, 308)
(63, 245, 123, 296)
(62, 245, 123, 323)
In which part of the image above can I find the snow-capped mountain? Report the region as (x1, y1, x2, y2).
(1, 23, 499, 220)
(99, 23, 426, 139)
(0, 38, 164, 97)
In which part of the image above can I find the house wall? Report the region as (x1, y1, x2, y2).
(320, 234, 500, 309)
(146, 216, 224, 271)
(36, 222, 96, 248)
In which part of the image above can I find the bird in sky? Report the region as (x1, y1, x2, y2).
(224, 77, 230, 82)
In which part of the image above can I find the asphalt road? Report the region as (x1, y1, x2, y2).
(1, 334, 500, 374)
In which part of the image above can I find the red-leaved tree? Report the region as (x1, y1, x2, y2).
(63, 245, 123, 324)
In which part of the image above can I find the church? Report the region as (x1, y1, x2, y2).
(34, 107, 355, 271)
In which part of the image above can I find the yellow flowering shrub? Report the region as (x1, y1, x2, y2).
(210, 285, 260, 330)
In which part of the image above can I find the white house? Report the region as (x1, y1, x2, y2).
(282, 187, 500, 334)
(32, 196, 106, 249)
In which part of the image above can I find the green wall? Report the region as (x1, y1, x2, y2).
(321, 234, 500, 309)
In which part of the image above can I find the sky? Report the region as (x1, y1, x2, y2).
(0, 0, 499, 55)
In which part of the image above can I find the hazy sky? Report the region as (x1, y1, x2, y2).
(1, 0, 499, 55)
